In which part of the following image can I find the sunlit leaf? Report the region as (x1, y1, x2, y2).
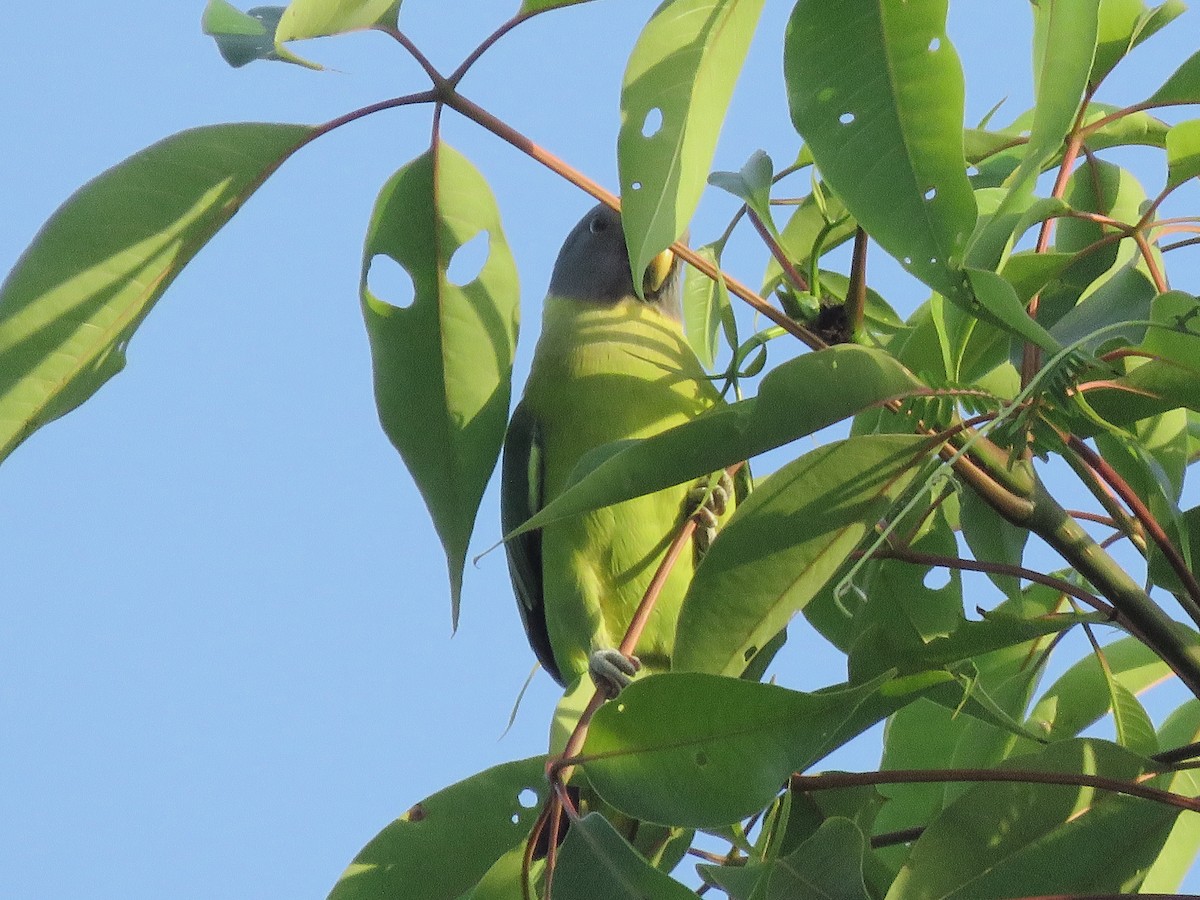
(785, 0, 976, 299)
(1140, 701, 1200, 893)
(0, 122, 313, 465)
(1149, 46, 1200, 104)
(675, 434, 930, 677)
(618, 0, 765, 293)
(1166, 118, 1200, 189)
(276, 0, 400, 43)
(361, 142, 520, 624)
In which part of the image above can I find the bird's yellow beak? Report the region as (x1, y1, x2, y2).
(643, 247, 676, 297)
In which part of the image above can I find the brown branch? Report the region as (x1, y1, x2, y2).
(790, 767, 1200, 813)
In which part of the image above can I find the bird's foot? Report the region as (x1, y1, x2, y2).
(589, 648, 641, 699)
(688, 470, 734, 555)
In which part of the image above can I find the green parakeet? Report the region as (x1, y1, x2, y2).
(502, 203, 735, 693)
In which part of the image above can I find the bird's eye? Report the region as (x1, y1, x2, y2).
(588, 216, 608, 234)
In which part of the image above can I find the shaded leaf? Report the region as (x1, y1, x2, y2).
(1140, 701, 1200, 893)
(767, 818, 871, 900)
(785, 0, 976, 299)
(505, 345, 923, 537)
(619, 0, 766, 291)
(554, 814, 695, 900)
(327, 756, 547, 900)
(0, 122, 313, 464)
(681, 242, 731, 369)
(361, 143, 519, 623)
(202, 1, 318, 68)
(886, 739, 1178, 899)
(675, 434, 930, 676)
(518, 0, 596, 13)
(581, 672, 895, 828)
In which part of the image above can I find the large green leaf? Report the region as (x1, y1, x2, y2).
(0, 122, 313, 465)
(618, 0, 765, 291)
(785, 0, 976, 299)
(553, 814, 696, 900)
(361, 142, 519, 623)
(580, 673, 895, 828)
(327, 756, 547, 900)
(966, 0, 1099, 270)
(506, 345, 923, 537)
(675, 434, 929, 677)
(1090, 0, 1185, 89)
(884, 739, 1179, 898)
(275, 0, 400, 43)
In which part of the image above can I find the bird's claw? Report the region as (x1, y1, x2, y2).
(589, 648, 641, 699)
(688, 470, 734, 556)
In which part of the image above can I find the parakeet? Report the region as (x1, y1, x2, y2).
(501, 203, 735, 694)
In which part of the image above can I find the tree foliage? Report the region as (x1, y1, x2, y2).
(4, 0, 1200, 896)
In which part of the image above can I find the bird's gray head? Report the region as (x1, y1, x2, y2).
(548, 203, 682, 320)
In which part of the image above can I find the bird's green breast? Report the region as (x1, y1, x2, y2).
(522, 296, 722, 684)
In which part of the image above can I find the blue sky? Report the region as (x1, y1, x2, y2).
(2, 2, 1198, 897)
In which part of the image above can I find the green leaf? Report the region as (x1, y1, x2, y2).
(709, 150, 777, 236)
(327, 756, 547, 900)
(580, 673, 895, 828)
(201, 2, 319, 68)
(785, 0, 976, 299)
(886, 739, 1179, 898)
(1140, 701, 1200, 893)
(681, 243, 730, 369)
(962, 267, 1062, 356)
(675, 435, 929, 677)
(275, 0, 400, 43)
(618, 0, 766, 292)
(1166, 118, 1200, 189)
(960, 486, 1028, 598)
(966, 0, 1099, 270)
(0, 122, 313, 465)
(1149, 46, 1200, 104)
(1026, 635, 1172, 741)
(1108, 678, 1159, 756)
(1091, 0, 1184, 88)
(761, 187, 855, 295)
(517, 0, 595, 14)
(506, 345, 923, 537)
(766, 818, 871, 900)
(554, 814, 696, 900)
(361, 142, 519, 624)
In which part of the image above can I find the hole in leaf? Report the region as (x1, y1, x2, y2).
(366, 254, 417, 309)
(511, 813, 520, 825)
(517, 788, 539, 809)
(642, 107, 663, 138)
(923, 567, 951, 590)
(967, 165, 980, 177)
(694, 751, 709, 767)
(902, 256, 913, 266)
(447, 230, 489, 286)
(616, 703, 626, 713)
(924, 187, 937, 201)
(631, 181, 643, 191)
(928, 36, 941, 52)
(839, 112, 855, 125)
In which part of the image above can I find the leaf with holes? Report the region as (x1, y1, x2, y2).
(580, 673, 895, 828)
(0, 122, 313, 466)
(785, 0, 976, 300)
(327, 756, 547, 900)
(618, 0, 766, 293)
(361, 142, 519, 624)
(675, 434, 930, 677)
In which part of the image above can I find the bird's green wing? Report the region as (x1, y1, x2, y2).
(500, 400, 562, 684)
